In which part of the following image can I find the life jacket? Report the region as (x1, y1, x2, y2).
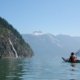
(69, 56, 76, 62)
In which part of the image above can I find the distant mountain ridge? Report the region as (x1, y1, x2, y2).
(23, 33, 80, 57)
(0, 17, 33, 58)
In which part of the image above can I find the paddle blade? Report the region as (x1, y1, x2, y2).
(76, 50, 80, 56)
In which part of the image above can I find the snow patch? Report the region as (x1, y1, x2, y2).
(32, 31, 44, 35)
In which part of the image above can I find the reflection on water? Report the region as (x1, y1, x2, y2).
(67, 63, 80, 80)
(0, 56, 80, 80)
(69, 63, 77, 80)
(0, 59, 19, 80)
(0, 58, 24, 80)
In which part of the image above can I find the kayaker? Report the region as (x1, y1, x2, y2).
(69, 52, 77, 62)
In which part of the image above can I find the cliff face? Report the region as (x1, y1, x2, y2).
(0, 17, 33, 58)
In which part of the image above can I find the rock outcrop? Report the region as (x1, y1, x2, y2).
(0, 17, 33, 58)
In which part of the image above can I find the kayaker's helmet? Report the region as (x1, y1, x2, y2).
(71, 52, 74, 55)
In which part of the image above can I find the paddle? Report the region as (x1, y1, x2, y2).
(75, 49, 80, 56)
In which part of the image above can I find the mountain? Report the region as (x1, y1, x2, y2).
(0, 17, 33, 58)
(56, 35, 80, 52)
(23, 33, 80, 57)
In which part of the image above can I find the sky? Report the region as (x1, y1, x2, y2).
(0, 0, 80, 36)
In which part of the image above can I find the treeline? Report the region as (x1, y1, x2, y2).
(0, 17, 21, 38)
(0, 17, 25, 44)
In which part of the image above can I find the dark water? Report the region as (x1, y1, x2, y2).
(0, 54, 80, 80)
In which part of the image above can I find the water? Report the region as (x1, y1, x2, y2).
(0, 54, 80, 80)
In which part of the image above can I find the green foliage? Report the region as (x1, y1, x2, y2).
(0, 17, 33, 57)
(0, 17, 25, 43)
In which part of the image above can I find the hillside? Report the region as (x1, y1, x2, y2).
(0, 17, 33, 58)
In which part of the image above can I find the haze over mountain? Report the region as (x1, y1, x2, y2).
(23, 32, 80, 58)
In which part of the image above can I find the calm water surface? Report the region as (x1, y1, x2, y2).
(0, 54, 80, 80)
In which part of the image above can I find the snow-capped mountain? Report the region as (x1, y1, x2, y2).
(22, 33, 80, 58)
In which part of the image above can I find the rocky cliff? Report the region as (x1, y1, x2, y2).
(0, 17, 33, 58)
